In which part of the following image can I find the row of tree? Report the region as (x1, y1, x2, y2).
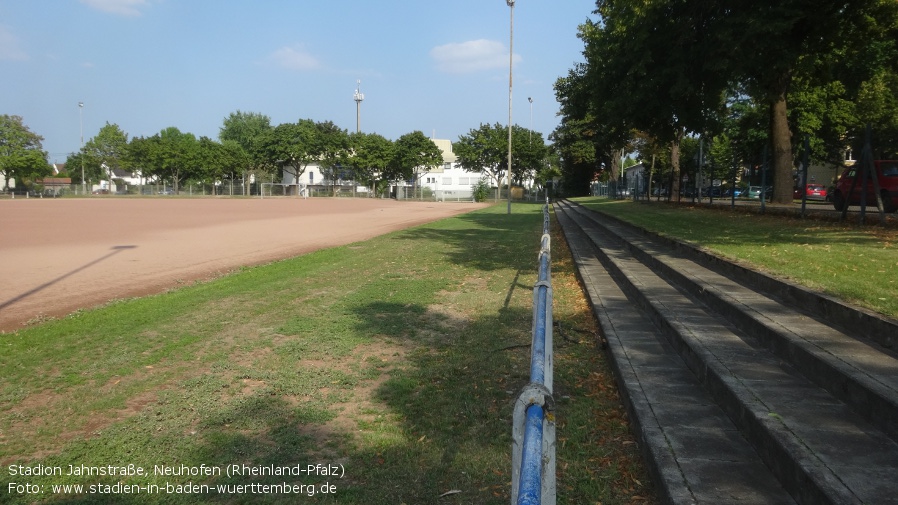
(64, 113, 447, 197)
(2, 111, 556, 198)
(553, 0, 898, 202)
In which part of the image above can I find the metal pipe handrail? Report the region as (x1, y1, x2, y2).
(512, 200, 556, 505)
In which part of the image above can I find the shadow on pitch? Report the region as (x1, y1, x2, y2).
(0, 245, 138, 314)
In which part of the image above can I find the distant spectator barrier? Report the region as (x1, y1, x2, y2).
(511, 200, 556, 505)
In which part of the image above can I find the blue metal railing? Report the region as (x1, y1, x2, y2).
(511, 201, 556, 505)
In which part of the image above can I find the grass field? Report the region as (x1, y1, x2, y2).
(574, 197, 898, 320)
(0, 203, 654, 504)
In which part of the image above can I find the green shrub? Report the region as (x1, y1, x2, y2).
(472, 177, 491, 202)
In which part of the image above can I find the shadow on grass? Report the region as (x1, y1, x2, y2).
(343, 301, 531, 503)
(35, 305, 529, 505)
(394, 206, 545, 273)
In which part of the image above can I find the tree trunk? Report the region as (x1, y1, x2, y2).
(769, 92, 794, 204)
(608, 151, 621, 195)
(671, 128, 684, 202)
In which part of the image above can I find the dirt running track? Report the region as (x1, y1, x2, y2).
(0, 197, 488, 332)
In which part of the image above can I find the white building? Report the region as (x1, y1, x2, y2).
(1, 173, 14, 191)
(417, 139, 483, 201)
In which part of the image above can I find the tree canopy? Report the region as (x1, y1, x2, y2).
(391, 131, 443, 198)
(219, 110, 273, 178)
(0, 115, 50, 190)
(454, 123, 547, 199)
(347, 132, 394, 196)
(557, 0, 898, 200)
(82, 122, 129, 188)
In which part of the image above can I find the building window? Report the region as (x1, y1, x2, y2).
(443, 177, 452, 185)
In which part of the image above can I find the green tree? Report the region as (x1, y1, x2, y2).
(218, 140, 252, 194)
(196, 137, 250, 194)
(455, 124, 507, 200)
(258, 119, 321, 195)
(348, 132, 394, 198)
(124, 135, 154, 188)
(552, 62, 638, 197)
(219, 110, 273, 193)
(579, 1, 730, 199)
(130, 128, 200, 193)
(534, 150, 562, 198)
(63, 151, 87, 185)
(568, 0, 898, 203)
(0, 115, 50, 191)
(83, 122, 129, 192)
(510, 126, 549, 187)
(391, 131, 443, 199)
(722, 0, 898, 202)
(219, 110, 271, 153)
(454, 123, 508, 200)
(455, 123, 545, 200)
(312, 121, 351, 196)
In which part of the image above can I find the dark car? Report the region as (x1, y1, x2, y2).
(701, 186, 722, 198)
(793, 183, 828, 201)
(831, 160, 898, 213)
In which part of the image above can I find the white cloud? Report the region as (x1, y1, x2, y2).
(80, 0, 148, 17)
(267, 45, 321, 71)
(430, 39, 520, 74)
(0, 25, 28, 61)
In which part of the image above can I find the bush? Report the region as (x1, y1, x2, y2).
(472, 178, 491, 202)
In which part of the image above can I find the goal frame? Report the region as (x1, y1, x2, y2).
(260, 183, 307, 199)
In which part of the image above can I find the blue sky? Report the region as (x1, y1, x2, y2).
(1, 0, 596, 163)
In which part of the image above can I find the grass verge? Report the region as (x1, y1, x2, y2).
(573, 197, 898, 319)
(0, 203, 655, 504)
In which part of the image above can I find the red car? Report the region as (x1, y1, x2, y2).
(831, 160, 898, 213)
(794, 183, 828, 201)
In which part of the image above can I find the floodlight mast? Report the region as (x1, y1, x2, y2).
(353, 80, 364, 133)
(506, 0, 514, 214)
(79, 101, 85, 194)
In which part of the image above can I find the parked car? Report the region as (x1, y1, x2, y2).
(701, 186, 722, 198)
(831, 160, 898, 213)
(724, 187, 744, 197)
(793, 183, 828, 201)
(745, 186, 768, 199)
(91, 189, 109, 195)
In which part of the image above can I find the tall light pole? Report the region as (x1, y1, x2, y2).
(528, 97, 533, 145)
(78, 102, 85, 195)
(506, 0, 515, 215)
(353, 80, 364, 133)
